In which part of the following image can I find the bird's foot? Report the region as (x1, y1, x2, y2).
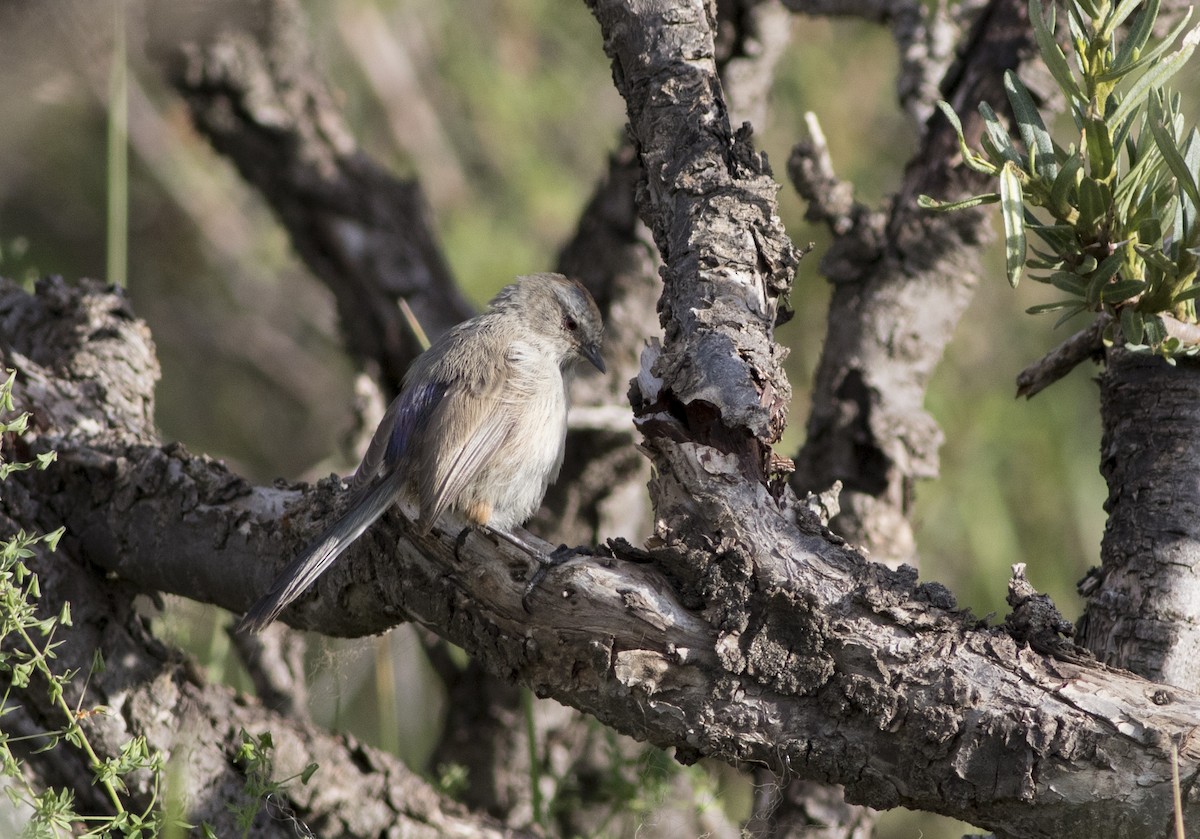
(522, 545, 589, 613)
(454, 527, 472, 562)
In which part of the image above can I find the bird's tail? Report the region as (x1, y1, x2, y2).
(238, 471, 407, 633)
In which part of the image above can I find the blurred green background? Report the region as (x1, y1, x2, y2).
(0, 1, 1144, 836)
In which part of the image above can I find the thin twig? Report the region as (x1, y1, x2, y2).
(1015, 315, 1108, 399)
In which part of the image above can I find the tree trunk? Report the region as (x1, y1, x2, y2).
(1080, 348, 1200, 690)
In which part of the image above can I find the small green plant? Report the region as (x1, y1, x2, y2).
(230, 730, 318, 838)
(921, 0, 1200, 356)
(0, 369, 186, 837)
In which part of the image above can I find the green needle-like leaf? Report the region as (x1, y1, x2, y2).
(1149, 117, 1200, 216)
(1004, 71, 1059, 180)
(1085, 115, 1116, 181)
(1077, 177, 1110, 233)
(1101, 279, 1147, 304)
(1027, 299, 1082, 314)
(1001, 163, 1027, 288)
(1110, 32, 1197, 128)
(917, 193, 1001, 211)
(937, 100, 997, 174)
(1120, 306, 1146, 343)
(1031, 0, 1085, 102)
(979, 101, 1023, 167)
(1110, 0, 1162, 76)
(1048, 154, 1083, 217)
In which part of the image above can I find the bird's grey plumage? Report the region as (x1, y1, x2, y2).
(239, 273, 604, 632)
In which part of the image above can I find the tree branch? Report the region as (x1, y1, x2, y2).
(4, 276, 1197, 835)
(790, 0, 1040, 567)
(8, 0, 1200, 825)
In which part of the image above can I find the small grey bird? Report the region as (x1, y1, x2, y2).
(239, 273, 604, 632)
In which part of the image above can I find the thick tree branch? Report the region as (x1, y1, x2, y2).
(587, 0, 799, 491)
(8, 0, 1200, 829)
(4, 277, 1197, 835)
(1080, 349, 1200, 691)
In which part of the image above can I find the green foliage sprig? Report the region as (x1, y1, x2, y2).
(0, 370, 182, 837)
(921, 0, 1200, 355)
(230, 730, 317, 839)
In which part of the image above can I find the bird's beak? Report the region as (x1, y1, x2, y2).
(582, 343, 606, 373)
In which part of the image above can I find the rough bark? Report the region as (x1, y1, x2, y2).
(7, 275, 1200, 837)
(6, 0, 1200, 833)
(5, 0, 1200, 836)
(1079, 349, 1200, 691)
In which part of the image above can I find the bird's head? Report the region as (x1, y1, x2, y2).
(499, 273, 605, 373)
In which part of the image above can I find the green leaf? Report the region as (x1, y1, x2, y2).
(1049, 271, 1088, 295)
(1085, 115, 1116, 181)
(1138, 218, 1163, 247)
(1048, 152, 1083, 217)
(979, 101, 1023, 167)
(1144, 313, 1168, 345)
(1031, 0, 1085, 102)
(1085, 252, 1126, 306)
(1029, 221, 1077, 250)
(1000, 163, 1027, 288)
(1173, 283, 1200, 303)
(1111, 108, 1142, 162)
(1149, 117, 1200, 215)
(1027, 299, 1082, 314)
(1106, 0, 1151, 36)
(42, 527, 64, 552)
(1101, 279, 1147, 304)
(937, 100, 996, 174)
(1110, 0, 1161, 75)
(1120, 306, 1146, 343)
(1182, 128, 1200, 241)
(917, 193, 1001, 211)
(1110, 7, 1196, 82)
(1137, 242, 1181, 275)
(1028, 245, 1066, 270)
(1077, 177, 1111, 233)
(1110, 29, 1198, 129)
(1004, 70, 1059, 180)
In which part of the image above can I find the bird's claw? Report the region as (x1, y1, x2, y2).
(522, 544, 588, 612)
(454, 527, 472, 562)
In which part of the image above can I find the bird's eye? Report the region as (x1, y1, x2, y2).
(563, 316, 579, 331)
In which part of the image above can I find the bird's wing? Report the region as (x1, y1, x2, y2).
(351, 380, 449, 490)
(417, 394, 513, 527)
(414, 353, 517, 528)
